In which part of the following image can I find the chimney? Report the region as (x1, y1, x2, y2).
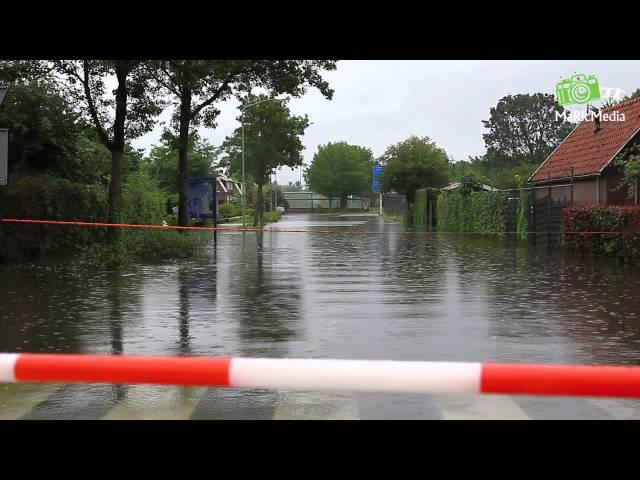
(589, 105, 601, 133)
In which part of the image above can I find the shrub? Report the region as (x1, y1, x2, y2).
(79, 230, 210, 268)
(563, 206, 640, 258)
(0, 175, 106, 261)
(262, 211, 282, 224)
(121, 173, 166, 225)
(217, 202, 236, 221)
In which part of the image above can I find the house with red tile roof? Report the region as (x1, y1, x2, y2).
(528, 97, 640, 206)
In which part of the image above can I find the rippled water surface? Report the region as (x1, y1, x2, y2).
(1, 213, 639, 419)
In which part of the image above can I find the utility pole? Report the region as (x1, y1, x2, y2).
(270, 171, 274, 214)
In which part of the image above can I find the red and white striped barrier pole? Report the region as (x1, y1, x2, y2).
(1, 354, 639, 398)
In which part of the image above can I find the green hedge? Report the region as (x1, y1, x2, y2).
(0, 173, 189, 265)
(437, 190, 509, 235)
(413, 189, 427, 227)
(0, 175, 106, 261)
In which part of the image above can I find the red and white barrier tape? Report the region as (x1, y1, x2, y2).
(1, 354, 639, 398)
(2, 218, 635, 236)
(0, 218, 306, 233)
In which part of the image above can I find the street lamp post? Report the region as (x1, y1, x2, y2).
(240, 97, 285, 227)
(270, 170, 274, 214)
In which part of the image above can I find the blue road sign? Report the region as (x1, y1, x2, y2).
(188, 177, 217, 221)
(372, 165, 383, 193)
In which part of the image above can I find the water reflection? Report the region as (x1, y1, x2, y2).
(228, 231, 301, 358)
(177, 267, 192, 356)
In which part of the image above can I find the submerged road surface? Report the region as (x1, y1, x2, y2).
(1, 213, 639, 419)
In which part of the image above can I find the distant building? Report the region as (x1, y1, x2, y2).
(282, 192, 370, 212)
(442, 181, 497, 192)
(215, 175, 238, 205)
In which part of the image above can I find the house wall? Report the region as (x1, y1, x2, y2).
(532, 172, 635, 206)
(533, 181, 596, 205)
(575, 179, 598, 205)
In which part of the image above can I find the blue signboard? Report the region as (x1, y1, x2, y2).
(188, 177, 217, 221)
(372, 165, 383, 193)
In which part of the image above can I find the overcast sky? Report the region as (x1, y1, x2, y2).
(131, 60, 640, 186)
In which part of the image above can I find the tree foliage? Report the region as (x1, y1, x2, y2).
(152, 60, 336, 226)
(0, 79, 111, 183)
(379, 136, 449, 201)
(481, 93, 574, 169)
(52, 60, 164, 232)
(305, 141, 374, 208)
(623, 88, 640, 101)
(220, 94, 309, 225)
(281, 180, 305, 192)
(614, 144, 640, 200)
(146, 131, 218, 194)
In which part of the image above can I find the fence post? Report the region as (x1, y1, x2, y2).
(547, 174, 552, 244)
(570, 167, 574, 206)
(529, 186, 535, 245)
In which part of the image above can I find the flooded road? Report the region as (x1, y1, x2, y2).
(1, 213, 640, 419)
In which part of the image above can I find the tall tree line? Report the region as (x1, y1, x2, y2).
(0, 60, 337, 235)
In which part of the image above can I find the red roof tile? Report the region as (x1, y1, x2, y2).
(530, 97, 640, 183)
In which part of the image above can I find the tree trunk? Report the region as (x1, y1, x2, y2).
(107, 62, 130, 243)
(254, 183, 264, 226)
(340, 193, 347, 210)
(178, 89, 192, 228)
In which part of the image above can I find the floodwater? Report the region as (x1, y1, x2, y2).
(1, 213, 639, 420)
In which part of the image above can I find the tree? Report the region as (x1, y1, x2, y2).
(449, 159, 488, 184)
(305, 141, 374, 208)
(266, 181, 285, 209)
(53, 61, 163, 239)
(220, 94, 309, 225)
(379, 136, 450, 201)
(153, 60, 336, 227)
(0, 79, 97, 180)
(623, 88, 640, 101)
(614, 143, 640, 201)
(282, 181, 304, 192)
(146, 131, 217, 194)
(482, 93, 574, 170)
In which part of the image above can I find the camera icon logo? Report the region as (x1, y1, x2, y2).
(556, 73, 601, 106)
